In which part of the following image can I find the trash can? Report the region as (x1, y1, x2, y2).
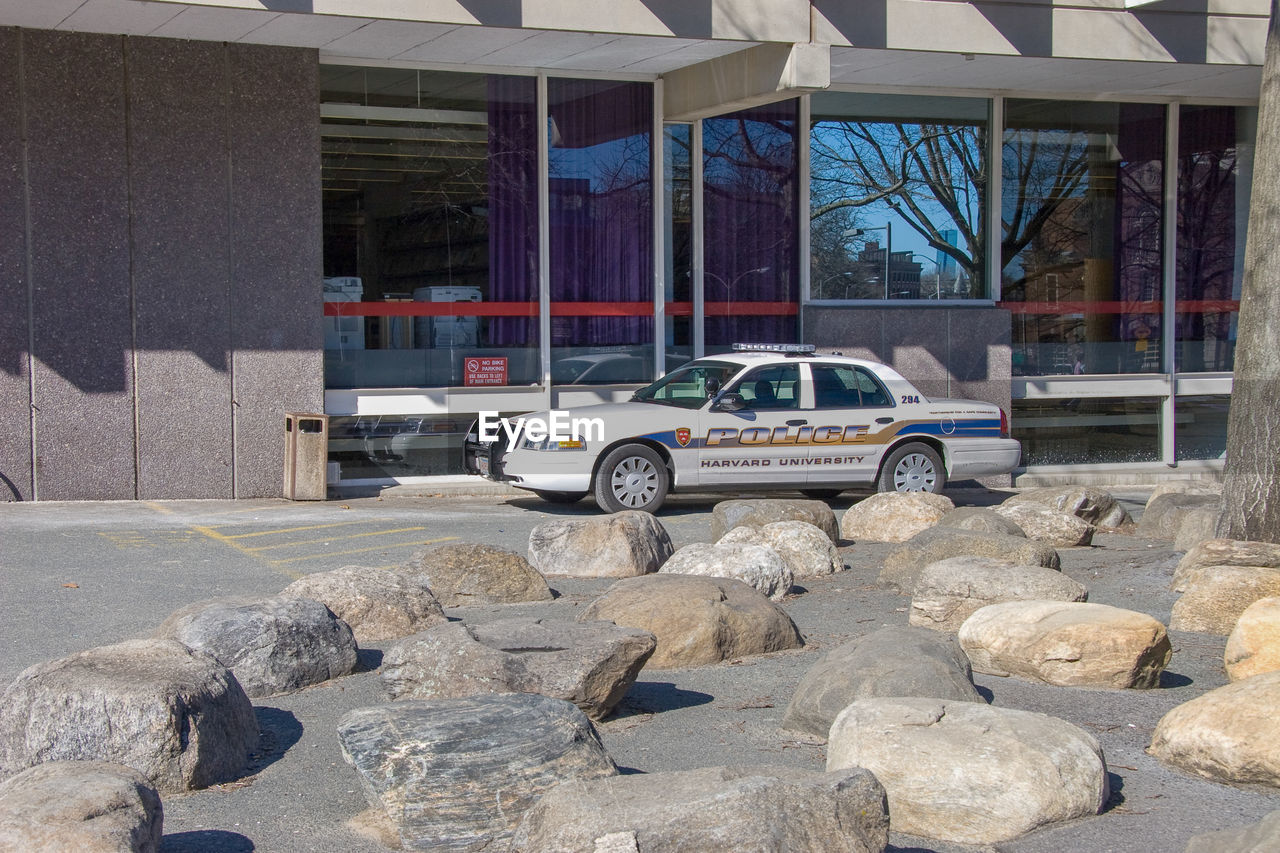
(284, 413, 329, 501)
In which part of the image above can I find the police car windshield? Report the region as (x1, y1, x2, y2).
(632, 361, 738, 409)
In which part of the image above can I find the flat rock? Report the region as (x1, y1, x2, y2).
(1137, 493, 1221, 541)
(993, 503, 1094, 547)
(959, 601, 1171, 689)
(405, 543, 552, 606)
(1225, 597, 1280, 681)
(936, 507, 1026, 537)
(1174, 508, 1225, 551)
(720, 520, 843, 577)
(337, 694, 618, 852)
(0, 639, 257, 793)
(838, 492, 955, 543)
(1150, 671, 1280, 788)
(880, 527, 1061, 593)
(1170, 565, 1280, 635)
(282, 565, 447, 643)
(657, 542, 792, 601)
(1149, 481, 1223, 504)
(528, 512, 674, 578)
(827, 698, 1108, 844)
(1173, 539, 1280, 591)
(910, 557, 1088, 632)
(1003, 486, 1132, 530)
(0, 761, 163, 853)
(1185, 808, 1280, 853)
(154, 595, 358, 698)
(510, 765, 889, 853)
(781, 626, 984, 739)
(710, 499, 838, 543)
(579, 575, 803, 669)
(380, 618, 655, 720)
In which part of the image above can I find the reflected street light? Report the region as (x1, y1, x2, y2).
(842, 224, 891, 299)
(704, 266, 770, 313)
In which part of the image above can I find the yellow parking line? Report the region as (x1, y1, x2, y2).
(267, 536, 458, 566)
(143, 501, 174, 516)
(221, 521, 374, 540)
(190, 525, 268, 559)
(244, 526, 429, 552)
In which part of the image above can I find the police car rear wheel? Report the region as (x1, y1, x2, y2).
(534, 490, 587, 504)
(595, 444, 668, 514)
(878, 442, 945, 494)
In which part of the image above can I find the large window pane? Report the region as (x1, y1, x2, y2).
(664, 123, 694, 371)
(548, 78, 654, 385)
(1002, 101, 1165, 377)
(810, 93, 988, 300)
(321, 68, 540, 389)
(1175, 395, 1230, 462)
(1013, 398, 1161, 466)
(704, 101, 799, 349)
(1176, 106, 1255, 373)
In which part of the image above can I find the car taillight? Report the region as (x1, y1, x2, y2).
(999, 408, 1010, 438)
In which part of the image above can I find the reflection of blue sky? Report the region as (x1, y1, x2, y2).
(549, 131, 650, 192)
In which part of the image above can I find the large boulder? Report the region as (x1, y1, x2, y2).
(1185, 809, 1280, 853)
(781, 627, 983, 739)
(1174, 508, 1226, 551)
(880, 527, 1060, 593)
(710, 499, 838, 544)
(720, 520, 843, 577)
(337, 694, 618, 852)
(827, 698, 1108, 844)
(910, 557, 1089, 632)
(959, 601, 1171, 689)
(405, 543, 552, 606)
(1169, 565, 1280, 635)
(0, 761, 163, 853)
(657, 542, 792, 601)
(936, 507, 1026, 538)
(1149, 671, 1280, 788)
(993, 503, 1094, 547)
(838, 492, 955, 544)
(579, 575, 803, 669)
(380, 619, 655, 721)
(282, 565, 447, 643)
(1002, 486, 1132, 530)
(154, 595, 358, 698)
(0, 639, 257, 793)
(1225, 597, 1280, 681)
(1173, 539, 1280, 591)
(528, 512, 673, 578)
(1138, 493, 1221, 541)
(510, 765, 889, 853)
(1148, 480, 1222, 504)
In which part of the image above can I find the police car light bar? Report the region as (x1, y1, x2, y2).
(731, 343, 818, 354)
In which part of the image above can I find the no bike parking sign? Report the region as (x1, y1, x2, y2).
(464, 356, 508, 386)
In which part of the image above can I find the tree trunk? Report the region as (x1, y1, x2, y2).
(1216, 0, 1280, 543)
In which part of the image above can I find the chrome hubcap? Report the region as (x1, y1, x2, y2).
(611, 456, 658, 507)
(893, 453, 937, 492)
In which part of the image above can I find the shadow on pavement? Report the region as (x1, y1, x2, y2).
(613, 682, 714, 717)
(162, 830, 255, 852)
(245, 707, 303, 776)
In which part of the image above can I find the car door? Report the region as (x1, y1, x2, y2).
(805, 362, 898, 486)
(697, 363, 809, 486)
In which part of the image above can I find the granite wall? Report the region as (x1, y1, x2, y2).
(0, 29, 322, 500)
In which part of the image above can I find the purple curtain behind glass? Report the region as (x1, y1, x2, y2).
(547, 79, 653, 347)
(487, 76, 538, 349)
(1114, 104, 1165, 367)
(703, 101, 799, 347)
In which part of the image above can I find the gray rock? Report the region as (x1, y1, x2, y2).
(1170, 565, 1280, 635)
(658, 541, 793, 600)
(1149, 480, 1222, 505)
(1173, 539, 1280, 591)
(782, 626, 984, 739)
(579, 574, 804, 669)
(993, 503, 1094, 547)
(936, 507, 1026, 537)
(839, 492, 955, 543)
(528, 512, 674, 578)
(0, 639, 256, 793)
(1185, 808, 1280, 853)
(1003, 486, 1132, 530)
(1137, 493, 1221, 541)
(827, 698, 1108, 844)
(405, 543, 552, 606)
(510, 765, 889, 853)
(282, 565, 447, 644)
(710, 499, 839, 543)
(1174, 508, 1224, 551)
(380, 618, 656, 720)
(154, 595, 358, 698)
(880, 527, 1061, 593)
(720, 521, 843, 577)
(910, 556, 1089, 632)
(337, 694, 618, 852)
(0, 761, 163, 853)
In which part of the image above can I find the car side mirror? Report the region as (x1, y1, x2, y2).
(713, 392, 746, 412)
(705, 377, 721, 398)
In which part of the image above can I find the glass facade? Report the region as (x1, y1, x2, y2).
(1012, 398, 1161, 466)
(810, 93, 989, 300)
(663, 123, 694, 370)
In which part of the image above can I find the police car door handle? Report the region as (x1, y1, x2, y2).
(786, 419, 807, 426)
(875, 417, 893, 424)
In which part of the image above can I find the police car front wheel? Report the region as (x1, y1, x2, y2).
(878, 442, 945, 494)
(595, 444, 669, 514)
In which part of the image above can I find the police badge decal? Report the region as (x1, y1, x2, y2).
(675, 427, 692, 447)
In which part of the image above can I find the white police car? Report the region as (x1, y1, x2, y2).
(465, 344, 1020, 514)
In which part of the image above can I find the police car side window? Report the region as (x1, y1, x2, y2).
(812, 365, 894, 409)
(733, 365, 799, 410)
(853, 368, 891, 407)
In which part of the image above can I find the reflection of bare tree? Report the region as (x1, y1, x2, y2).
(1178, 138, 1239, 371)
